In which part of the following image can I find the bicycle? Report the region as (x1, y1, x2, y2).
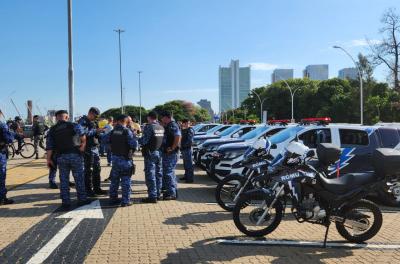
(7, 140, 36, 159)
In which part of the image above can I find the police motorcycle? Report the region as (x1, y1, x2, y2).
(232, 140, 400, 245)
(215, 138, 272, 211)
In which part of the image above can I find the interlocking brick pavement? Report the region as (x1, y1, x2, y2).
(0, 153, 400, 263)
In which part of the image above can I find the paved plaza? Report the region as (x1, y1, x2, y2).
(0, 154, 400, 263)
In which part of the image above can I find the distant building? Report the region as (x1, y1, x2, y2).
(303, 64, 329, 80)
(271, 69, 294, 83)
(219, 60, 251, 113)
(197, 99, 214, 119)
(27, 100, 33, 124)
(338, 67, 358, 80)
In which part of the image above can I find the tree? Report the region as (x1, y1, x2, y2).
(370, 8, 400, 91)
(357, 53, 374, 82)
(152, 100, 210, 122)
(101, 105, 147, 122)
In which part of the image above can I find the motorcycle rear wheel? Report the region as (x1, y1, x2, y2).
(335, 199, 382, 243)
(233, 192, 283, 237)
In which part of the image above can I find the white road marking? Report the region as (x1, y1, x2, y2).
(27, 200, 104, 264)
(217, 239, 400, 249)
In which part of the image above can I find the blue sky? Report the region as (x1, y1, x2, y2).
(1, 0, 399, 119)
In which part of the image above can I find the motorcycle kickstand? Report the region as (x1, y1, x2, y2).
(322, 222, 331, 248)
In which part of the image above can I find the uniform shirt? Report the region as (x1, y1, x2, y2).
(181, 127, 194, 149)
(161, 120, 181, 149)
(46, 121, 85, 151)
(138, 121, 158, 147)
(78, 115, 99, 148)
(0, 122, 15, 150)
(32, 121, 44, 136)
(104, 124, 138, 150)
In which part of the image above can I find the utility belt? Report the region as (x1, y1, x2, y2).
(141, 146, 160, 157)
(161, 146, 179, 154)
(58, 148, 81, 155)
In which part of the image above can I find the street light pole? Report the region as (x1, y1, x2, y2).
(333, 45, 363, 125)
(251, 90, 266, 122)
(114, 29, 125, 114)
(138, 71, 142, 124)
(67, 0, 74, 121)
(277, 77, 301, 123)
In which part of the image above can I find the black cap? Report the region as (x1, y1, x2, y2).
(89, 107, 100, 116)
(159, 110, 171, 118)
(147, 111, 157, 119)
(33, 115, 39, 119)
(115, 114, 128, 122)
(55, 110, 68, 116)
(14, 116, 22, 121)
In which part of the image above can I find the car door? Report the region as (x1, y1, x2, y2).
(338, 128, 379, 173)
(297, 128, 332, 150)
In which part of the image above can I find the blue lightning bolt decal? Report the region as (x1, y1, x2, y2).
(328, 148, 355, 175)
(328, 128, 376, 176)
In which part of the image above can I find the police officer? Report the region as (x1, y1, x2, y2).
(0, 120, 15, 205)
(139, 111, 164, 203)
(10, 116, 24, 153)
(179, 119, 195, 183)
(79, 107, 107, 196)
(32, 115, 46, 159)
(105, 114, 137, 207)
(160, 110, 181, 200)
(46, 110, 89, 210)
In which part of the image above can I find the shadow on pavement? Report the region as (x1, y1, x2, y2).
(163, 211, 231, 230)
(160, 237, 354, 264)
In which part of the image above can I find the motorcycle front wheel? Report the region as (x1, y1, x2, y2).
(335, 199, 382, 243)
(215, 175, 248, 211)
(233, 192, 283, 237)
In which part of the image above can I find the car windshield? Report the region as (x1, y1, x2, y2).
(219, 125, 241, 137)
(206, 125, 224, 134)
(193, 124, 203, 131)
(240, 126, 269, 140)
(269, 126, 304, 144)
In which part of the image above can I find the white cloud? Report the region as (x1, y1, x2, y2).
(249, 62, 278, 71)
(162, 88, 218, 94)
(348, 39, 382, 47)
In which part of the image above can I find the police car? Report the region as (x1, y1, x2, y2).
(198, 123, 289, 174)
(193, 124, 256, 167)
(193, 123, 220, 135)
(210, 117, 400, 205)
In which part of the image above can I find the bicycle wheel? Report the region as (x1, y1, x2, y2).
(19, 143, 36, 159)
(7, 145, 15, 159)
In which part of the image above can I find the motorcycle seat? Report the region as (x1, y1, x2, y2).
(319, 172, 376, 194)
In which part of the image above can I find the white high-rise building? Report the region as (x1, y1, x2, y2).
(219, 60, 251, 113)
(338, 67, 358, 80)
(303, 64, 329, 80)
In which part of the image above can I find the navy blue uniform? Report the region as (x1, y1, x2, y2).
(104, 124, 137, 205)
(0, 122, 15, 201)
(181, 127, 195, 182)
(139, 122, 164, 199)
(46, 121, 87, 205)
(161, 121, 181, 198)
(78, 115, 101, 192)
